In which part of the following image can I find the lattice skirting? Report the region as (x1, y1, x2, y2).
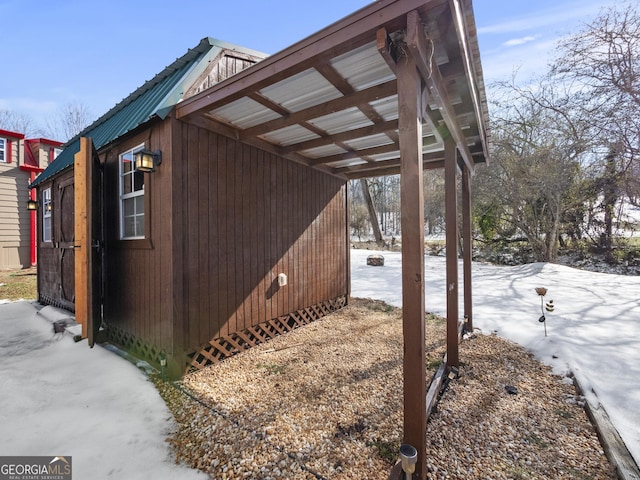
(104, 324, 163, 366)
(38, 294, 75, 313)
(187, 295, 348, 372)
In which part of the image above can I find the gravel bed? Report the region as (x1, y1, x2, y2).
(155, 298, 616, 479)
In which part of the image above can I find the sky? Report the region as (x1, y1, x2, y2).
(1, 251, 638, 478)
(0, 0, 621, 139)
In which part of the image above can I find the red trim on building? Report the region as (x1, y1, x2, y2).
(0, 128, 25, 139)
(35, 138, 64, 147)
(6, 138, 12, 163)
(19, 164, 44, 173)
(24, 139, 38, 167)
(29, 171, 37, 266)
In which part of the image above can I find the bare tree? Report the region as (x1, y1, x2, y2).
(0, 109, 41, 137)
(474, 78, 589, 263)
(551, 2, 640, 243)
(359, 178, 384, 246)
(424, 170, 445, 235)
(45, 100, 94, 142)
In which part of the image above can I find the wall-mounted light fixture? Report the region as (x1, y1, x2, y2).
(134, 148, 162, 173)
(26, 199, 37, 211)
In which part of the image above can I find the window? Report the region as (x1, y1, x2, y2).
(43, 188, 52, 242)
(119, 146, 145, 239)
(0, 138, 6, 162)
(47, 147, 63, 165)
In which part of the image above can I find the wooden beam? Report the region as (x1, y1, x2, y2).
(247, 91, 338, 149)
(573, 375, 640, 480)
(343, 160, 445, 179)
(397, 41, 427, 479)
(444, 136, 459, 368)
(448, 0, 490, 162)
(406, 10, 475, 174)
(377, 27, 398, 75)
(74, 137, 92, 339)
(421, 86, 445, 145)
(462, 164, 473, 332)
(309, 142, 400, 166)
(337, 155, 444, 178)
(242, 80, 397, 139)
(280, 119, 398, 154)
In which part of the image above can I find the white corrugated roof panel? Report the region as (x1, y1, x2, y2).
(326, 158, 368, 168)
(258, 124, 320, 146)
(209, 97, 281, 129)
(307, 107, 373, 134)
(259, 69, 343, 112)
(370, 95, 399, 121)
(301, 144, 348, 159)
(343, 133, 396, 150)
(369, 151, 402, 162)
(330, 42, 395, 91)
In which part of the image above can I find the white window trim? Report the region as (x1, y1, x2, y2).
(0, 138, 6, 163)
(119, 144, 146, 240)
(42, 188, 52, 243)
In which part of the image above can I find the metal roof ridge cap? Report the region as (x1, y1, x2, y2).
(153, 45, 221, 118)
(205, 37, 269, 59)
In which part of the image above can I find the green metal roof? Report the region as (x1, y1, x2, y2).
(32, 37, 265, 188)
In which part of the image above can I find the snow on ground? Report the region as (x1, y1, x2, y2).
(1, 250, 638, 476)
(0, 301, 207, 480)
(351, 249, 640, 467)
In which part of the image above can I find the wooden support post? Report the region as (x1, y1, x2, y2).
(398, 42, 426, 479)
(462, 165, 473, 332)
(444, 137, 459, 368)
(74, 137, 92, 339)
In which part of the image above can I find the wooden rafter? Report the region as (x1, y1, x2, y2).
(241, 80, 397, 139)
(176, 0, 441, 121)
(280, 119, 399, 155)
(406, 9, 475, 174)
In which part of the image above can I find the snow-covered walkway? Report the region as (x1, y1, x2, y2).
(0, 301, 206, 480)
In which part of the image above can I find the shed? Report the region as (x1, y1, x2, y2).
(32, 37, 349, 373)
(32, 1, 490, 475)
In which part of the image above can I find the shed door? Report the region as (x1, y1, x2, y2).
(74, 137, 103, 346)
(58, 179, 75, 308)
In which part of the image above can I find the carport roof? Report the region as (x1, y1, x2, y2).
(33, 0, 490, 188)
(176, 0, 490, 179)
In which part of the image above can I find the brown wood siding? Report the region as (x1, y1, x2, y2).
(173, 120, 349, 352)
(186, 53, 262, 98)
(102, 122, 175, 355)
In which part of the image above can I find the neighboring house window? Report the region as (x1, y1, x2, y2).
(0, 138, 6, 162)
(119, 146, 145, 239)
(43, 188, 52, 242)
